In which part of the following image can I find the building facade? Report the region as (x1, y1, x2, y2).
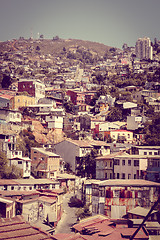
(135, 37, 153, 60)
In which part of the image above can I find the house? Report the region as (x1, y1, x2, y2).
(85, 91, 96, 105)
(82, 179, 160, 219)
(31, 147, 64, 178)
(95, 95, 116, 113)
(95, 151, 160, 181)
(54, 139, 93, 174)
(127, 115, 147, 130)
(0, 132, 17, 158)
(16, 193, 57, 224)
(92, 121, 126, 140)
(38, 189, 64, 224)
(56, 173, 76, 192)
(10, 94, 35, 110)
(132, 146, 160, 156)
(96, 151, 144, 180)
(0, 179, 59, 191)
(37, 108, 65, 129)
(110, 129, 133, 143)
(66, 90, 85, 105)
(9, 155, 31, 178)
(0, 95, 13, 109)
(54, 139, 110, 174)
(0, 197, 15, 218)
(18, 78, 45, 103)
(0, 108, 22, 124)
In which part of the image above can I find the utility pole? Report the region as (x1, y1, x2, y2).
(130, 196, 160, 240)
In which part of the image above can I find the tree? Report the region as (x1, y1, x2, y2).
(17, 128, 40, 157)
(76, 149, 97, 178)
(63, 100, 74, 113)
(53, 35, 59, 41)
(75, 204, 91, 220)
(0, 152, 22, 179)
(0, 151, 8, 178)
(1, 74, 12, 89)
(4, 165, 22, 179)
(36, 45, 40, 51)
(106, 107, 123, 122)
(40, 34, 44, 39)
(143, 113, 160, 146)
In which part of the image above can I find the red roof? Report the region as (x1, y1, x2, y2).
(0, 215, 56, 239)
(72, 217, 149, 240)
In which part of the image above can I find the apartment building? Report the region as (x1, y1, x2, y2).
(135, 37, 153, 60)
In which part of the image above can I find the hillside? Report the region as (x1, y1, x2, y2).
(0, 38, 113, 57)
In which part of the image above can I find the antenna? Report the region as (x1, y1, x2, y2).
(30, 27, 33, 39)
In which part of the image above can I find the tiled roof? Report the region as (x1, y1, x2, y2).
(0, 179, 19, 186)
(127, 206, 158, 217)
(98, 179, 160, 187)
(95, 151, 129, 160)
(0, 215, 55, 239)
(14, 178, 58, 185)
(32, 147, 60, 157)
(65, 139, 93, 148)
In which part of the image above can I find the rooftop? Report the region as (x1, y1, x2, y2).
(0, 215, 55, 240)
(96, 179, 160, 187)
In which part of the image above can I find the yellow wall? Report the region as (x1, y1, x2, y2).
(11, 95, 35, 110)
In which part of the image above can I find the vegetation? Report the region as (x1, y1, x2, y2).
(75, 204, 92, 220)
(0, 151, 22, 179)
(16, 128, 40, 157)
(76, 149, 97, 178)
(143, 113, 160, 146)
(106, 106, 123, 122)
(63, 100, 75, 113)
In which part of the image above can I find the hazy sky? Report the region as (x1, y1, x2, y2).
(0, 0, 160, 49)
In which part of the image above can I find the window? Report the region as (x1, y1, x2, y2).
(144, 152, 147, 155)
(128, 174, 131, 179)
(117, 173, 119, 179)
(122, 173, 125, 179)
(149, 152, 152, 155)
(134, 160, 139, 166)
(128, 160, 131, 166)
(110, 173, 112, 179)
(105, 162, 107, 167)
(154, 152, 158, 155)
(18, 161, 22, 164)
(114, 159, 120, 165)
(134, 174, 136, 179)
(105, 173, 108, 179)
(122, 160, 125, 166)
(110, 161, 112, 167)
(34, 151, 37, 154)
(34, 157, 37, 160)
(11, 186, 14, 190)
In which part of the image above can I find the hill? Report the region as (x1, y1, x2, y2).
(0, 38, 113, 57)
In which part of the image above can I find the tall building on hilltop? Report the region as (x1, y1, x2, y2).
(135, 37, 153, 60)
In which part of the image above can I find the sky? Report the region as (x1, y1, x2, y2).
(0, 0, 160, 49)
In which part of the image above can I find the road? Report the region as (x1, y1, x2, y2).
(54, 192, 78, 234)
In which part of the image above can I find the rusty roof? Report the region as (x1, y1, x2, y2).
(0, 215, 56, 239)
